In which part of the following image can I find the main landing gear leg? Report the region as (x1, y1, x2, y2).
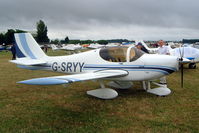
(87, 80, 118, 99)
(142, 81, 171, 96)
(142, 81, 151, 90)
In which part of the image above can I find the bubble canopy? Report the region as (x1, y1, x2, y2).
(99, 46, 145, 62)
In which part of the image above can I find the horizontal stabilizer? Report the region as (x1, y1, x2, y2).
(10, 58, 46, 65)
(18, 69, 128, 85)
(186, 57, 195, 60)
(179, 58, 192, 64)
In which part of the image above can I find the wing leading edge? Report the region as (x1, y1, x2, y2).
(18, 69, 128, 85)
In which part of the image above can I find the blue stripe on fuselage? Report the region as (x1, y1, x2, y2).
(83, 65, 176, 75)
(85, 64, 176, 70)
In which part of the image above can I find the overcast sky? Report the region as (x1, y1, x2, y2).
(0, 0, 199, 40)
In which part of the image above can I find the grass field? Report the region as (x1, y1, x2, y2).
(0, 50, 199, 133)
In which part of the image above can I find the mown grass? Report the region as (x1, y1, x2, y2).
(0, 50, 199, 133)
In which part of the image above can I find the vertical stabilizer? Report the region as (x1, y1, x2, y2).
(14, 33, 47, 59)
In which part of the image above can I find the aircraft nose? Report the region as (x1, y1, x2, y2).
(159, 55, 179, 73)
(143, 54, 179, 72)
(170, 56, 179, 71)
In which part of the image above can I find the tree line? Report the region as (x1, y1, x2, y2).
(50, 39, 110, 45)
(50, 39, 133, 45)
(0, 20, 132, 45)
(0, 20, 50, 45)
(0, 29, 25, 45)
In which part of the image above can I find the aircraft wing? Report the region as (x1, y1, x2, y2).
(10, 57, 46, 65)
(18, 69, 128, 85)
(177, 57, 198, 64)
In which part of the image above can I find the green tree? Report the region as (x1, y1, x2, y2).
(0, 33, 5, 45)
(15, 29, 26, 33)
(51, 39, 60, 44)
(4, 29, 26, 45)
(69, 40, 81, 44)
(4, 29, 15, 45)
(97, 40, 108, 44)
(36, 20, 49, 43)
(81, 40, 93, 44)
(60, 36, 69, 44)
(64, 36, 69, 44)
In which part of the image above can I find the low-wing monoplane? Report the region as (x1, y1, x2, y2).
(50, 44, 61, 51)
(51, 44, 82, 51)
(11, 33, 186, 99)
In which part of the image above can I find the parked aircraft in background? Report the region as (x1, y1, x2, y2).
(0, 45, 6, 51)
(105, 43, 120, 47)
(0, 45, 11, 51)
(121, 42, 135, 47)
(51, 44, 82, 51)
(61, 44, 82, 51)
(168, 42, 182, 48)
(88, 43, 105, 49)
(50, 44, 61, 51)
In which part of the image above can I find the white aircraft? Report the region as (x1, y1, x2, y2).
(10, 33, 187, 99)
(105, 43, 120, 47)
(88, 43, 105, 49)
(50, 44, 61, 51)
(168, 42, 182, 48)
(61, 44, 82, 51)
(51, 44, 82, 51)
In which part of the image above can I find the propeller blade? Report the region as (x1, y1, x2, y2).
(179, 44, 184, 88)
(181, 63, 184, 88)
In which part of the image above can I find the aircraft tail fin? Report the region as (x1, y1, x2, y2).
(14, 33, 47, 59)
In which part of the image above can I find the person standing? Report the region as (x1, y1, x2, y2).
(11, 44, 16, 60)
(157, 40, 171, 84)
(158, 40, 170, 55)
(44, 44, 48, 53)
(136, 42, 149, 53)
